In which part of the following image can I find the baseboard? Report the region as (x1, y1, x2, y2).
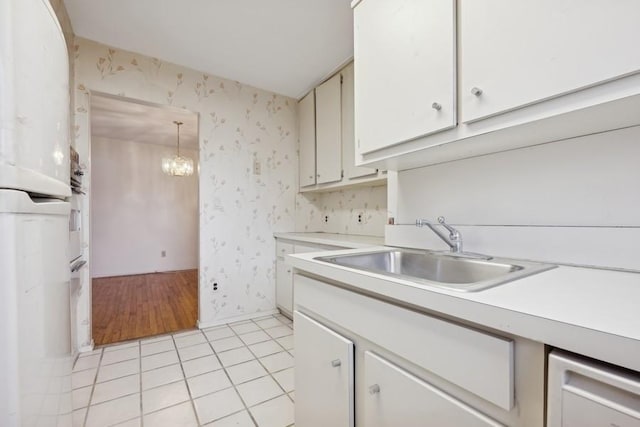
(197, 309, 280, 330)
(78, 339, 95, 353)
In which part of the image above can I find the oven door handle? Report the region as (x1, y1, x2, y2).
(70, 260, 87, 273)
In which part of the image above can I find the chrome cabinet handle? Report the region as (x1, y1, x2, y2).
(331, 359, 341, 368)
(471, 87, 483, 96)
(431, 102, 442, 111)
(369, 384, 381, 394)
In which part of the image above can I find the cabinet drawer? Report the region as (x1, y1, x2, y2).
(295, 274, 514, 410)
(364, 351, 504, 426)
(276, 240, 294, 258)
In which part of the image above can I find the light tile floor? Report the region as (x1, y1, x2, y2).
(72, 314, 295, 427)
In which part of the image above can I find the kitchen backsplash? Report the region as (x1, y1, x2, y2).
(295, 185, 387, 237)
(73, 38, 299, 335)
(387, 125, 640, 271)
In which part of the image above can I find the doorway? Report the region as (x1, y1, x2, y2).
(89, 94, 199, 346)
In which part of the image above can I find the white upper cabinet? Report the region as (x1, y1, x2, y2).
(353, 0, 640, 171)
(354, 0, 456, 155)
(298, 91, 316, 187)
(315, 73, 343, 184)
(341, 63, 378, 179)
(460, 0, 640, 123)
(297, 62, 386, 192)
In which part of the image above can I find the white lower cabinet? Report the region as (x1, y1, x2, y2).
(275, 261, 293, 316)
(294, 274, 545, 426)
(363, 351, 503, 427)
(294, 311, 354, 427)
(274, 238, 346, 317)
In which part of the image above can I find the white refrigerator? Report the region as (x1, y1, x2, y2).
(1, 0, 73, 426)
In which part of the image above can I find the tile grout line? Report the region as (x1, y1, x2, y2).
(174, 329, 208, 427)
(205, 324, 260, 427)
(81, 347, 104, 427)
(138, 339, 143, 427)
(248, 316, 296, 404)
(228, 317, 295, 415)
(191, 316, 292, 425)
(78, 315, 294, 426)
(80, 340, 143, 427)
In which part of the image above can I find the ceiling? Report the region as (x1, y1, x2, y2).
(90, 95, 199, 149)
(63, 0, 354, 99)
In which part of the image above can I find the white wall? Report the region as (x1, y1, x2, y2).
(91, 136, 198, 277)
(295, 184, 388, 237)
(387, 126, 640, 271)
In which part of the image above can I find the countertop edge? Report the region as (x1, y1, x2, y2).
(274, 232, 384, 249)
(288, 248, 640, 373)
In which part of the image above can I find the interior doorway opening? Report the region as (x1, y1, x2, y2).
(89, 94, 200, 346)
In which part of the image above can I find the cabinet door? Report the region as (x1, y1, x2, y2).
(354, 0, 456, 154)
(460, 0, 640, 123)
(363, 352, 504, 427)
(315, 73, 343, 184)
(341, 63, 378, 179)
(298, 91, 316, 187)
(275, 261, 293, 315)
(294, 311, 354, 427)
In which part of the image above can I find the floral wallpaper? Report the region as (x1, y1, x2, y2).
(73, 37, 298, 343)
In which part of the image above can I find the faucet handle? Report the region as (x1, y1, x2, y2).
(437, 216, 460, 239)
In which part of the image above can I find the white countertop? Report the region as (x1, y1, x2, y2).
(274, 232, 384, 248)
(289, 246, 640, 372)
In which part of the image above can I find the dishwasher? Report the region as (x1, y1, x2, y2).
(548, 350, 640, 426)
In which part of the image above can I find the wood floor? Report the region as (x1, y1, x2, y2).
(92, 269, 198, 346)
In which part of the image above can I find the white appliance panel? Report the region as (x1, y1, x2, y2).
(0, 0, 70, 198)
(548, 350, 640, 427)
(0, 190, 72, 427)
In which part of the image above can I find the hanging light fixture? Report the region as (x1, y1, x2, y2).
(162, 120, 194, 176)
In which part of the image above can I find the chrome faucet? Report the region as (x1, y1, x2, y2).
(416, 216, 463, 253)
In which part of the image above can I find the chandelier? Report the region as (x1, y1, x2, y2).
(162, 120, 194, 176)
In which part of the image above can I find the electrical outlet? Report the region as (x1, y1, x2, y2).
(161, 250, 166, 257)
(253, 159, 261, 175)
(213, 282, 218, 291)
(357, 213, 363, 223)
(324, 215, 329, 223)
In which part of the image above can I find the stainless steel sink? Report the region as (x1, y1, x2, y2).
(315, 249, 555, 292)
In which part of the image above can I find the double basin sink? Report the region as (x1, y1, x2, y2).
(315, 249, 555, 292)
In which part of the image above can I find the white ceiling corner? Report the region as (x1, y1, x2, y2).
(63, 0, 354, 99)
